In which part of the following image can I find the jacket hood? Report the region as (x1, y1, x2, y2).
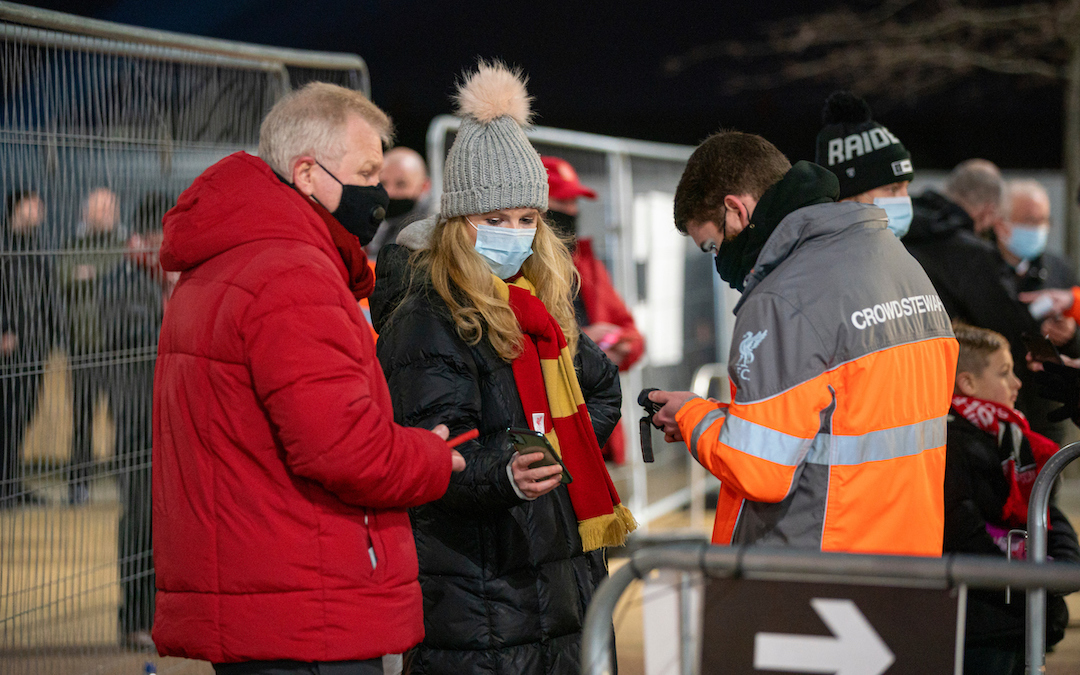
(161, 152, 344, 276)
(718, 161, 838, 291)
(395, 215, 439, 251)
(905, 190, 974, 241)
(736, 200, 888, 310)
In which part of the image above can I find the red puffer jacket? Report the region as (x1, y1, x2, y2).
(152, 152, 452, 663)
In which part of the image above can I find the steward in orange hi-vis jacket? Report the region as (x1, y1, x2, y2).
(664, 133, 958, 556)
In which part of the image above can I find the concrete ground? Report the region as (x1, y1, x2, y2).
(6, 504, 1080, 674)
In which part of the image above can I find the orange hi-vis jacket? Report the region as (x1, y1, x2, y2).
(677, 202, 958, 556)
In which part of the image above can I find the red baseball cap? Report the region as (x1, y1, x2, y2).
(542, 156, 597, 201)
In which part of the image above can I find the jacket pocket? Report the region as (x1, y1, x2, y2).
(361, 510, 378, 574)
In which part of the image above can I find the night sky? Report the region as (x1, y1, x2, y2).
(19, 0, 1068, 170)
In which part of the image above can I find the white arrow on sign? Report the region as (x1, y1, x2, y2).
(753, 598, 895, 675)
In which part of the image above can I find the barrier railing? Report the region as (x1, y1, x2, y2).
(581, 542, 1080, 675)
(1027, 439, 1080, 672)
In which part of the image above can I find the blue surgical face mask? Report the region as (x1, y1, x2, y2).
(1006, 223, 1049, 261)
(468, 218, 536, 278)
(872, 196, 913, 238)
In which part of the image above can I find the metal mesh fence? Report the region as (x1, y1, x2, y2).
(0, 7, 366, 673)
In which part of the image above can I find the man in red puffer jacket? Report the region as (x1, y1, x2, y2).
(152, 83, 464, 674)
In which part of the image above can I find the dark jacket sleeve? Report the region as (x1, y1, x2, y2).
(100, 265, 164, 353)
(377, 298, 523, 514)
(575, 330, 622, 448)
(1046, 504, 1080, 644)
(1048, 505, 1080, 566)
(943, 423, 1006, 556)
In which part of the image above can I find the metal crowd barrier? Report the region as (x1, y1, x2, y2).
(1027, 440, 1080, 672)
(583, 439, 1080, 675)
(582, 542, 1080, 675)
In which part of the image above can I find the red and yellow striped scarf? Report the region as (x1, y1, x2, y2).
(495, 276, 636, 552)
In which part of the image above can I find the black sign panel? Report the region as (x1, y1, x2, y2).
(702, 578, 961, 674)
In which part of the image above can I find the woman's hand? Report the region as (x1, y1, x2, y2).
(510, 452, 563, 499)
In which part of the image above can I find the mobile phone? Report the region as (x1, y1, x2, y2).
(597, 328, 622, 351)
(507, 428, 573, 484)
(1022, 331, 1063, 365)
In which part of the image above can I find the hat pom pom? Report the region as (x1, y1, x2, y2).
(822, 90, 872, 125)
(454, 60, 533, 126)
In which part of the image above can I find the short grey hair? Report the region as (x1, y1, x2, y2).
(258, 82, 394, 178)
(1003, 178, 1049, 216)
(943, 159, 1003, 210)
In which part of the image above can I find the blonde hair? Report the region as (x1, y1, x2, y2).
(258, 82, 394, 177)
(414, 216, 579, 361)
(953, 321, 1010, 379)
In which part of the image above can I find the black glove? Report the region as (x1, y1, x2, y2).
(1030, 361, 1080, 423)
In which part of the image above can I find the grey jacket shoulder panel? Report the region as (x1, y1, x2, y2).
(730, 202, 953, 404)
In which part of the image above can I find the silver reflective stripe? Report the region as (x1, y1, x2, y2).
(822, 415, 947, 465)
(717, 414, 810, 467)
(805, 434, 831, 465)
(689, 409, 727, 463)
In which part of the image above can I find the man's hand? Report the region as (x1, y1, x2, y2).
(583, 322, 627, 365)
(647, 390, 699, 443)
(582, 322, 621, 344)
(431, 424, 466, 473)
(510, 452, 562, 499)
(1020, 289, 1076, 317)
(606, 340, 632, 367)
(1042, 315, 1077, 347)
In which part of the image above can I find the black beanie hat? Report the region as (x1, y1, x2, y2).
(814, 91, 913, 199)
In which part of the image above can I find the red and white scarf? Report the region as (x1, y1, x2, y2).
(951, 395, 1058, 527)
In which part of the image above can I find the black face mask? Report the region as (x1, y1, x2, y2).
(545, 210, 578, 238)
(315, 160, 389, 246)
(714, 230, 750, 290)
(385, 198, 416, 219)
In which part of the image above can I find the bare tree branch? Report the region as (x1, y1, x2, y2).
(665, 0, 1080, 87)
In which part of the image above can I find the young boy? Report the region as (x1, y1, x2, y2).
(945, 322, 1080, 675)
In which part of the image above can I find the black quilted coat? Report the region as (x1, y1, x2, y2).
(373, 243, 622, 675)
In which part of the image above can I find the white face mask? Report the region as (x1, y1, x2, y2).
(872, 196, 913, 238)
(467, 218, 537, 278)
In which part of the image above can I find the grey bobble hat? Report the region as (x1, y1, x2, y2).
(441, 61, 548, 218)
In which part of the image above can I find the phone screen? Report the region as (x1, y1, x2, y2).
(508, 428, 573, 484)
(1022, 332, 1063, 365)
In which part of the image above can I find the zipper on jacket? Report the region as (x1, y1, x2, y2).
(365, 513, 377, 570)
